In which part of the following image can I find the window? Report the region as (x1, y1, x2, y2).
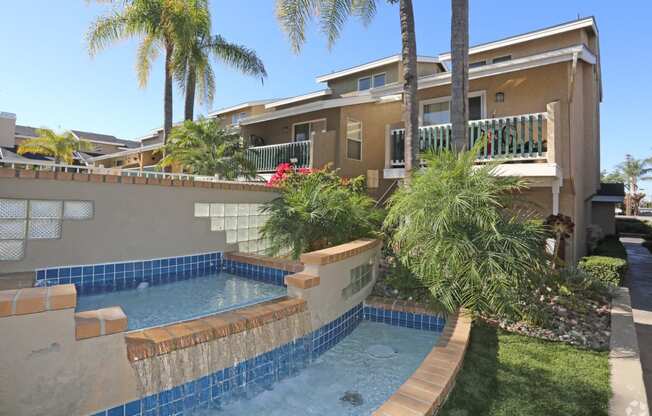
(231, 112, 248, 125)
(346, 119, 362, 160)
(420, 92, 485, 125)
(469, 60, 486, 69)
(492, 55, 512, 64)
(373, 73, 386, 88)
(358, 76, 371, 91)
(292, 119, 326, 142)
(358, 73, 386, 91)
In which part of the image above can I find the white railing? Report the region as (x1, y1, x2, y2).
(0, 160, 266, 183)
(246, 141, 311, 172)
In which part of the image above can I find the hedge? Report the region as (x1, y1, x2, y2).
(578, 255, 628, 286)
(616, 217, 652, 236)
(592, 236, 628, 260)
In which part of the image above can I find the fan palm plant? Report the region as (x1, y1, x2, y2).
(87, 0, 207, 142)
(17, 129, 94, 165)
(275, 0, 420, 177)
(384, 144, 548, 317)
(157, 117, 256, 179)
(618, 154, 652, 215)
(175, 32, 267, 121)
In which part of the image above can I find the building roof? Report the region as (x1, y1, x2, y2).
(264, 89, 332, 109)
(315, 54, 442, 83)
(598, 182, 626, 197)
(71, 130, 140, 148)
(438, 17, 597, 61)
(207, 100, 275, 117)
(14, 125, 39, 138)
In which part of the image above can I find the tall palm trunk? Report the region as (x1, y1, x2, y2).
(450, 0, 469, 151)
(163, 41, 174, 144)
(400, 0, 419, 180)
(184, 66, 197, 121)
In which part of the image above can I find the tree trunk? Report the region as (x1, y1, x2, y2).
(450, 0, 469, 151)
(184, 66, 197, 121)
(163, 41, 174, 144)
(399, 0, 419, 181)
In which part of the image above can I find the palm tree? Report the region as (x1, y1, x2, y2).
(275, 0, 420, 177)
(87, 0, 205, 143)
(17, 129, 93, 165)
(618, 154, 652, 215)
(383, 144, 548, 317)
(450, 0, 469, 151)
(157, 117, 256, 179)
(175, 32, 267, 121)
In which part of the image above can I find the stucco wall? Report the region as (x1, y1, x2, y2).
(0, 176, 277, 276)
(592, 202, 616, 236)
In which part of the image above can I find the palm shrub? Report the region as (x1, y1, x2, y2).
(17, 129, 93, 165)
(157, 117, 256, 179)
(384, 146, 548, 318)
(260, 167, 383, 260)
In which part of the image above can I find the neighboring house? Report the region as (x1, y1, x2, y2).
(0, 112, 139, 165)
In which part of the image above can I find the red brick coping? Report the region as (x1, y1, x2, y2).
(0, 167, 275, 192)
(75, 307, 128, 340)
(369, 298, 472, 416)
(0, 284, 76, 316)
(224, 252, 303, 273)
(299, 238, 381, 266)
(124, 296, 306, 362)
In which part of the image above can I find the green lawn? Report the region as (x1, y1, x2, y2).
(439, 322, 610, 416)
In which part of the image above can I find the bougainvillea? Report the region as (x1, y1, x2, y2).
(266, 163, 315, 187)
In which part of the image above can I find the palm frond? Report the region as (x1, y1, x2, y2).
(276, 0, 319, 53)
(206, 35, 268, 80)
(318, 0, 353, 49)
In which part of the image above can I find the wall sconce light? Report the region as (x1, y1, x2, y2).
(495, 92, 505, 103)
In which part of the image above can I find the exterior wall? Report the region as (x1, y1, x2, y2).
(240, 108, 341, 147)
(592, 202, 616, 236)
(0, 174, 277, 276)
(327, 63, 399, 97)
(465, 29, 590, 65)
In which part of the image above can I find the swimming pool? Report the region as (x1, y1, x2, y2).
(189, 321, 439, 415)
(76, 272, 287, 330)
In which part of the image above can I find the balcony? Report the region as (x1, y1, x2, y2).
(246, 141, 311, 173)
(389, 112, 548, 167)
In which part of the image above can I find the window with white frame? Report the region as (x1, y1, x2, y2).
(420, 93, 485, 125)
(231, 112, 248, 125)
(346, 118, 362, 160)
(358, 76, 371, 91)
(373, 73, 386, 88)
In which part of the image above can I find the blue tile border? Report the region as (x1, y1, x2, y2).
(221, 258, 288, 287)
(362, 304, 446, 332)
(35, 252, 222, 296)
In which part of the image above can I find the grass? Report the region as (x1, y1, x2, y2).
(439, 322, 610, 416)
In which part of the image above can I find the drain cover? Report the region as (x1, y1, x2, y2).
(340, 390, 364, 406)
(366, 344, 396, 358)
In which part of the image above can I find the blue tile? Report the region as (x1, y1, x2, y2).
(46, 269, 58, 278)
(124, 400, 141, 416)
(107, 405, 125, 416)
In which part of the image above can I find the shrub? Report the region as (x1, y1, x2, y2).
(384, 146, 548, 318)
(261, 166, 383, 259)
(616, 217, 652, 236)
(578, 256, 628, 286)
(592, 236, 627, 260)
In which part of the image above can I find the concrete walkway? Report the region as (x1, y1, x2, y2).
(623, 237, 652, 407)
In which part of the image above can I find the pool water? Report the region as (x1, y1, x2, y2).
(193, 321, 439, 416)
(75, 272, 287, 330)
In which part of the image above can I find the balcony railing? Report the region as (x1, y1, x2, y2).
(246, 141, 311, 173)
(390, 113, 547, 166)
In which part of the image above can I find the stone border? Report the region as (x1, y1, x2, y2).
(285, 273, 320, 289)
(609, 287, 650, 415)
(75, 306, 128, 340)
(300, 238, 381, 265)
(124, 296, 306, 361)
(373, 305, 472, 416)
(224, 252, 303, 273)
(0, 167, 275, 192)
(0, 284, 76, 316)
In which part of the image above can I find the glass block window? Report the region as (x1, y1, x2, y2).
(342, 257, 375, 299)
(63, 201, 93, 220)
(194, 203, 210, 217)
(0, 199, 27, 219)
(0, 240, 25, 261)
(29, 200, 63, 219)
(0, 220, 27, 240)
(28, 219, 62, 240)
(210, 217, 225, 231)
(210, 203, 224, 217)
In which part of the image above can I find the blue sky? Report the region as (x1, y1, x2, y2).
(1, 1, 650, 190)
